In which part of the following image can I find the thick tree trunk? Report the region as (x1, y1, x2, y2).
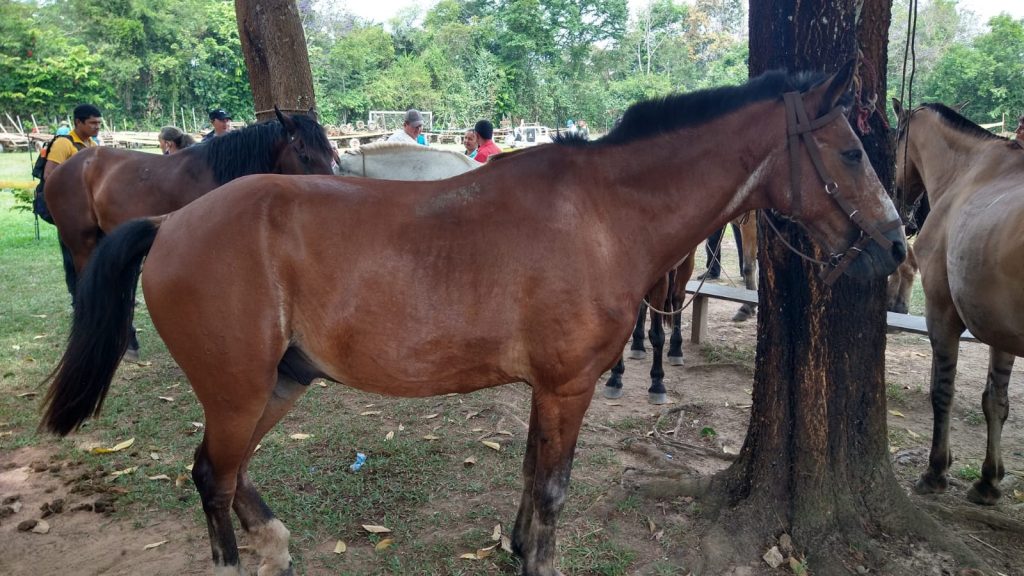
(693, 2, 987, 574)
(235, 0, 316, 122)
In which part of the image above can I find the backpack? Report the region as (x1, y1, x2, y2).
(32, 134, 77, 224)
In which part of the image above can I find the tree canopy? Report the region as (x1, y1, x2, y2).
(0, 0, 1019, 131)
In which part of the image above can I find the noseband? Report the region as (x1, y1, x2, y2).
(776, 91, 902, 285)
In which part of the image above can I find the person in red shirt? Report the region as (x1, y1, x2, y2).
(473, 119, 502, 163)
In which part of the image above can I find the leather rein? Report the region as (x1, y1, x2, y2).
(771, 91, 902, 286)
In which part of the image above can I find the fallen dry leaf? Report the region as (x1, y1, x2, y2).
(175, 474, 189, 488)
(333, 540, 347, 554)
(318, 380, 328, 388)
(90, 437, 135, 454)
(289, 433, 312, 440)
(888, 410, 906, 418)
(482, 440, 501, 451)
(464, 456, 477, 467)
(31, 519, 50, 534)
(501, 535, 512, 553)
(465, 411, 480, 420)
(158, 396, 174, 402)
(362, 524, 391, 534)
(491, 524, 502, 541)
(471, 427, 484, 433)
(108, 466, 139, 480)
(375, 538, 394, 551)
(361, 411, 382, 416)
(147, 474, 171, 481)
(647, 517, 656, 534)
(604, 401, 622, 406)
(16, 392, 37, 398)
(398, 424, 405, 431)
(150, 452, 160, 460)
(424, 413, 439, 419)
(385, 431, 394, 441)
(495, 430, 513, 436)
(144, 540, 168, 550)
(423, 434, 440, 441)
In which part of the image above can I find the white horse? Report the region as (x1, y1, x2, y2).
(335, 142, 480, 180)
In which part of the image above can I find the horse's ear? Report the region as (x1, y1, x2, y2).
(892, 98, 904, 119)
(275, 105, 297, 134)
(805, 58, 857, 117)
(952, 100, 969, 113)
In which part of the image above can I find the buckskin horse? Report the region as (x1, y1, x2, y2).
(44, 109, 335, 358)
(42, 62, 905, 576)
(893, 99, 1024, 505)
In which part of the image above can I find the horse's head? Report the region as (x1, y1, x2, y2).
(764, 60, 906, 283)
(891, 98, 929, 223)
(273, 107, 335, 175)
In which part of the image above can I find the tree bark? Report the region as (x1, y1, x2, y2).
(693, 2, 987, 574)
(235, 0, 316, 122)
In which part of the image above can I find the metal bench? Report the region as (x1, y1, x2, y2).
(683, 280, 976, 344)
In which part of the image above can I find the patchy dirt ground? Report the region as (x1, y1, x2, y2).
(1, 291, 1022, 575)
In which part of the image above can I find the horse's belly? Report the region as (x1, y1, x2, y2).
(947, 200, 1024, 354)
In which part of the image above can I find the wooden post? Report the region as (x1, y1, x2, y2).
(690, 295, 709, 345)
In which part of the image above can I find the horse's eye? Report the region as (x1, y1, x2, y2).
(841, 149, 862, 165)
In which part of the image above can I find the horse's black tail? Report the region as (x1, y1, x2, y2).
(41, 218, 161, 436)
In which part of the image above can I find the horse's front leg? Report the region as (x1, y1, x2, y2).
(968, 348, 1015, 505)
(513, 384, 593, 576)
(627, 302, 647, 359)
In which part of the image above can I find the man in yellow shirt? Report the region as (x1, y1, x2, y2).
(43, 104, 102, 180)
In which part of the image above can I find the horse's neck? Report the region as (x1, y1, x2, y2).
(915, 124, 1007, 205)
(579, 112, 781, 282)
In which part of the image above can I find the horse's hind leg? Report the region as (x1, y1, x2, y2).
(514, 385, 593, 576)
(967, 348, 1015, 505)
(915, 310, 965, 495)
(191, 380, 272, 575)
(58, 239, 78, 303)
(233, 375, 308, 575)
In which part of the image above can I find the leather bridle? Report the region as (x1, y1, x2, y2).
(773, 91, 903, 285)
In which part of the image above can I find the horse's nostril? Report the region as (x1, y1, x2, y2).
(892, 239, 907, 263)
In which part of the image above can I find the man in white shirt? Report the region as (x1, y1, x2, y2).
(387, 109, 424, 144)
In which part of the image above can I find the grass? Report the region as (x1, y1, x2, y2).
(0, 191, 667, 574)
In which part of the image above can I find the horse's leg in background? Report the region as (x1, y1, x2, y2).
(647, 275, 669, 405)
(233, 374, 309, 574)
(887, 243, 917, 314)
(733, 212, 758, 322)
(627, 302, 647, 359)
(915, 297, 966, 496)
(602, 357, 625, 399)
(514, 385, 593, 576)
(667, 251, 696, 367)
(58, 239, 77, 304)
(968, 348, 1015, 505)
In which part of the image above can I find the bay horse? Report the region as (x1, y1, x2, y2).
(42, 62, 905, 576)
(335, 141, 480, 179)
(893, 99, 1024, 505)
(44, 109, 334, 358)
(603, 212, 756, 405)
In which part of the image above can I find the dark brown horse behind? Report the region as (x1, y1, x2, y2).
(42, 62, 904, 576)
(44, 111, 333, 291)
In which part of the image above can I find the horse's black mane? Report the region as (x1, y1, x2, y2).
(555, 69, 837, 147)
(187, 114, 331, 185)
(921, 103, 1007, 143)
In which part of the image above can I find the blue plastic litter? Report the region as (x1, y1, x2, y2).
(349, 452, 367, 472)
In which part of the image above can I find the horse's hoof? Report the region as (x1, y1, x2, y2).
(626, 349, 646, 360)
(667, 355, 684, 366)
(648, 392, 668, 405)
(123, 348, 140, 363)
(603, 386, 624, 399)
(966, 482, 1001, 506)
(914, 472, 948, 495)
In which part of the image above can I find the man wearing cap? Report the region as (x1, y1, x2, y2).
(473, 119, 502, 163)
(203, 109, 232, 141)
(387, 109, 425, 144)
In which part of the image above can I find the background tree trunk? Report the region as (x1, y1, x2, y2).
(694, 2, 987, 574)
(235, 0, 316, 122)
